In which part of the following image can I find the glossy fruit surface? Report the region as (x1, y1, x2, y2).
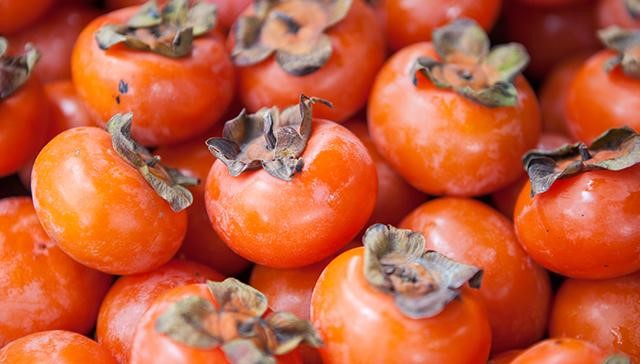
(0, 0, 55, 34)
(511, 338, 608, 364)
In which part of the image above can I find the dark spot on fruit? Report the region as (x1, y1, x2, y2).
(118, 80, 128, 94)
(115, 95, 121, 104)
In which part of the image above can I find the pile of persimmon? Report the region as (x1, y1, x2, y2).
(2, 0, 640, 363)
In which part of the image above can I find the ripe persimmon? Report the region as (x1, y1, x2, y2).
(0, 0, 55, 34)
(512, 338, 611, 364)
(597, 0, 640, 28)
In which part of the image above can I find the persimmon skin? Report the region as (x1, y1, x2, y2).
(488, 350, 524, 364)
(368, 42, 541, 197)
(234, 0, 385, 123)
(205, 120, 377, 268)
(344, 120, 426, 226)
(155, 139, 251, 276)
(310, 247, 491, 363)
(514, 166, 640, 279)
(379, 0, 502, 51)
(550, 272, 640, 362)
(0, 330, 116, 364)
(565, 50, 640, 143)
(511, 338, 608, 364)
(0, 0, 55, 34)
(597, 0, 640, 28)
(0, 197, 112, 347)
(31, 127, 187, 275)
(72, 7, 235, 146)
(97, 259, 224, 364)
(131, 283, 302, 364)
(400, 198, 552, 354)
(0, 78, 49, 177)
(7, 4, 101, 82)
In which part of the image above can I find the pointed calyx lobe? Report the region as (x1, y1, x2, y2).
(363, 224, 483, 319)
(231, 0, 352, 76)
(155, 278, 322, 363)
(625, 0, 640, 19)
(95, 0, 216, 58)
(0, 37, 40, 100)
(107, 113, 198, 212)
(524, 127, 640, 196)
(411, 18, 529, 107)
(598, 26, 640, 78)
(206, 95, 332, 181)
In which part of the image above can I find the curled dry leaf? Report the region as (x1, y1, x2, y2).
(231, 0, 353, 76)
(524, 126, 640, 196)
(95, 0, 216, 58)
(411, 18, 529, 107)
(206, 95, 332, 181)
(598, 26, 640, 78)
(106, 113, 198, 212)
(0, 37, 40, 100)
(363, 224, 483, 319)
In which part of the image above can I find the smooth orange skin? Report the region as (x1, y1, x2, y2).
(514, 166, 640, 279)
(378, 0, 502, 51)
(97, 259, 224, 364)
(7, 4, 101, 82)
(310, 247, 491, 363)
(400, 198, 552, 353)
(344, 120, 427, 226)
(0, 0, 54, 34)
(491, 133, 572, 218)
(565, 50, 640, 143)
(72, 7, 235, 146)
(234, 0, 385, 123)
(0, 330, 116, 364)
(131, 283, 302, 364)
(205, 120, 377, 268)
(488, 350, 524, 364)
(31, 127, 187, 275)
(512, 338, 608, 364)
(0, 79, 49, 177)
(500, 2, 599, 80)
(156, 139, 251, 276)
(597, 0, 640, 28)
(368, 42, 541, 196)
(550, 272, 640, 362)
(0, 197, 112, 347)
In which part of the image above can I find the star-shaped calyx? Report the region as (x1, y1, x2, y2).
(0, 37, 40, 100)
(598, 25, 640, 78)
(206, 95, 332, 181)
(232, 0, 352, 76)
(411, 18, 529, 107)
(95, 0, 216, 58)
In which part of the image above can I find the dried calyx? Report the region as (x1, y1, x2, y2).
(363, 224, 483, 319)
(411, 18, 529, 107)
(0, 37, 40, 100)
(232, 0, 352, 76)
(107, 113, 197, 212)
(604, 354, 632, 364)
(524, 127, 640, 196)
(598, 26, 640, 78)
(155, 278, 322, 363)
(206, 95, 332, 181)
(95, 0, 216, 58)
(625, 0, 640, 19)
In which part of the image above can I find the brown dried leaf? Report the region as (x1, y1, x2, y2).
(222, 339, 276, 364)
(0, 39, 40, 100)
(264, 312, 323, 355)
(207, 278, 269, 318)
(598, 26, 640, 78)
(155, 295, 220, 349)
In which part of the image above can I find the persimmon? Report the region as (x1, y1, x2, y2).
(310, 225, 491, 363)
(205, 96, 377, 268)
(344, 120, 426, 226)
(155, 138, 251, 276)
(514, 127, 640, 279)
(130, 278, 320, 363)
(97, 259, 224, 364)
(597, 0, 640, 28)
(7, 3, 100, 82)
(488, 350, 524, 364)
(368, 19, 540, 196)
(565, 28, 640, 143)
(0, 39, 49, 178)
(72, 0, 235, 146)
(550, 272, 640, 361)
(0, 197, 112, 347)
(32, 114, 193, 275)
(514, 0, 590, 6)
(512, 338, 611, 364)
(230, 0, 385, 122)
(0, 0, 54, 34)
(400, 198, 551, 353)
(0, 331, 116, 364)
(375, 0, 502, 51)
